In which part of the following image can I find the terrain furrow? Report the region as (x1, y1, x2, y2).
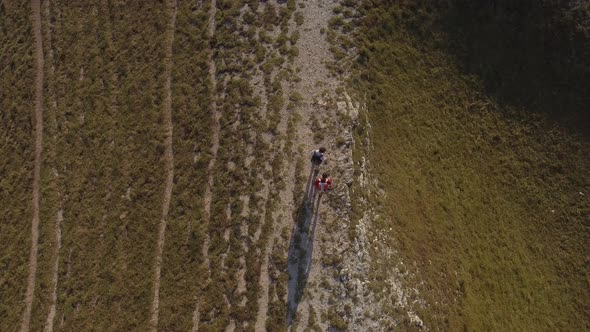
(254, 252, 270, 331)
(201, 0, 219, 246)
(149, 0, 177, 330)
(20, 0, 44, 331)
(44, 208, 61, 332)
(42, 1, 62, 331)
(191, 0, 218, 329)
(253, 82, 272, 332)
(256, 30, 298, 332)
(254, 4, 301, 329)
(202, 0, 219, 214)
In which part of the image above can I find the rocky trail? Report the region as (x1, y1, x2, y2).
(283, 0, 353, 329)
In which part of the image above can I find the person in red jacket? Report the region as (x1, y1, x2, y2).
(314, 173, 332, 194)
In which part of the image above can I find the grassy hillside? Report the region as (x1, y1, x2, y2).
(0, 1, 36, 327)
(339, 1, 590, 330)
(1, 0, 304, 330)
(3, 0, 586, 330)
(36, 2, 170, 330)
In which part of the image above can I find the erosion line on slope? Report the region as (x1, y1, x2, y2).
(44, 209, 62, 332)
(20, 0, 44, 331)
(201, 0, 219, 227)
(191, 0, 217, 329)
(42, 1, 62, 331)
(257, 71, 301, 329)
(149, 0, 177, 330)
(253, 119, 272, 331)
(191, 304, 200, 332)
(254, 252, 270, 331)
(255, 83, 296, 332)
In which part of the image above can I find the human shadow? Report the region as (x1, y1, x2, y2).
(286, 166, 322, 325)
(304, 164, 319, 203)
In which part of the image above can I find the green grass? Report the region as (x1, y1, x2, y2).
(344, 2, 590, 330)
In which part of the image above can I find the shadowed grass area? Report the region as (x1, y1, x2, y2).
(345, 1, 590, 330)
(436, 2, 590, 136)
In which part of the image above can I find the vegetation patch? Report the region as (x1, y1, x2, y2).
(0, 2, 35, 329)
(340, 1, 590, 330)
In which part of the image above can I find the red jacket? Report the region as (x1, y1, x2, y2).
(314, 177, 332, 192)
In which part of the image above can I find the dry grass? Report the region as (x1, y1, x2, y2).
(341, 1, 590, 330)
(0, 0, 304, 325)
(0, 2, 36, 329)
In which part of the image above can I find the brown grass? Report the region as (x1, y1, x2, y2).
(340, 1, 590, 330)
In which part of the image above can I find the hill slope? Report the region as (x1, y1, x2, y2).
(1, 0, 377, 330)
(333, 1, 590, 330)
(2, 0, 588, 331)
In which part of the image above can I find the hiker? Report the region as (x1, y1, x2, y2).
(314, 173, 332, 194)
(310, 147, 327, 167)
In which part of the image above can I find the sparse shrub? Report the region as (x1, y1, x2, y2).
(289, 46, 299, 59)
(262, 4, 278, 30)
(294, 12, 304, 26)
(327, 308, 348, 330)
(290, 30, 300, 44)
(243, 10, 256, 25)
(328, 16, 344, 29)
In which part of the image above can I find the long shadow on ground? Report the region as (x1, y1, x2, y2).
(286, 166, 322, 325)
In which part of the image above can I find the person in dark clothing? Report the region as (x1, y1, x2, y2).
(311, 147, 327, 167)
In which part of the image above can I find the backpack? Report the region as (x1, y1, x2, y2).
(311, 150, 323, 163)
